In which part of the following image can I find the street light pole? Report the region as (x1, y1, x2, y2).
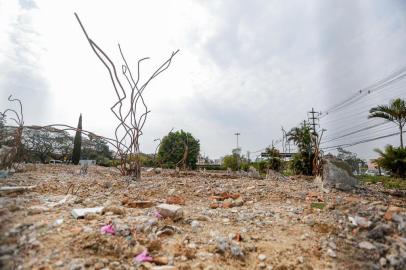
(234, 132, 240, 149)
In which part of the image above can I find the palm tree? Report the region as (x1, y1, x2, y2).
(369, 98, 406, 148)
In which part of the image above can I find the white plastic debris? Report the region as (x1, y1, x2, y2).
(71, 207, 104, 219)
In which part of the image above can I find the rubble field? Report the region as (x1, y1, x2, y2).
(0, 165, 405, 270)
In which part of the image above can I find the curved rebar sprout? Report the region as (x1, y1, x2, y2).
(74, 13, 179, 179)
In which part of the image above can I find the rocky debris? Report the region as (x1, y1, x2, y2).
(156, 204, 184, 221)
(266, 169, 287, 181)
(359, 241, 376, 250)
(367, 224, 392, 239)
(0, 170, 8, 178)
(166, 196, 186, 205)
(322, 157, 358, 191)
(102, 205, 126, 215)
(384, 205, 403, 220)
(1, 164, 405, 269)
(348, 215, 372, 228)
(122, 198, 155, 208)
(71, 207, 103, 219)
(248, 166, 261, 179)
(0, 185, 36, 194)
(209, 192, 244, 208)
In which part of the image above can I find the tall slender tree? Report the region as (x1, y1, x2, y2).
(369, 98, 406, 148)
(72, 114, 82, 165)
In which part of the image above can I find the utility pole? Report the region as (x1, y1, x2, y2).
(234, 132, 240, 149)
(307, 107, 320, 136)
(234, 132, 241, 171)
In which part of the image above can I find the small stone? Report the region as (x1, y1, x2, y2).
(216, 237, 229, 253)
(379, 257, 387, 266)
(151, 266, 177, 270)
(102, 205, 126, 215)
(258, 254, 267, 261)
(166, 196, 186, 205)
(55, 261, 64, 267)
(258, 262, 266, 269)
(359, 241, 376, 250)
(367, 224, 391, 239)
(384, 205, 402, 220)
(84, 213, 99, 220)
(297, 256, 304, 263)
(28, 205, 49, 215)
(327, 248, 336, 258)
(230, 243, 244, 258)
(153, 256, 169, 265)
(328, 242, 337, 250)
(122, 198, 154, 208)
(94, 262, 104, 270)
(156, 204, 183, 221)
(191, 220, 200, 232)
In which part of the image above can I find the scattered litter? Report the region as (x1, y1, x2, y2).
(71, 207, 104, 219)
(134, 250, 153, 263)
(154, 210, 163, 219)
(100, 224, 115, 235)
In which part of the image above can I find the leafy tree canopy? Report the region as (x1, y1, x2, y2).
(157, 130, 200, 169)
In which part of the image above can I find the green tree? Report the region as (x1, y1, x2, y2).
(265, 146, 282, 171)
(375, 145, 406, 178)
(81, 137, 113, 166)
(336, 147, 363, 174)
(369, 98, 406, 148)
(287, 122, 313, 175)
(223, 154, 239, 171)
(72, 114, 82, 165)
(157, 130, 200, 169)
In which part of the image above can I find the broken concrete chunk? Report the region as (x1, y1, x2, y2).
(71, 207, 103, 219)
(0, 185, 36, 193)
(156, 203, 183, 220)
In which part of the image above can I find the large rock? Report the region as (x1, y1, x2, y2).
(156, 203, 183, 220)
(322, 157, 358, 191)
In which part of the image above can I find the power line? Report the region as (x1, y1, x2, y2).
(320, 67, 406, 118)
(321, 122, 391, 144)
(321, 130, 405, 151)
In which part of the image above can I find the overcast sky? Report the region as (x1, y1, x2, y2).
(1, 0, 406, 160)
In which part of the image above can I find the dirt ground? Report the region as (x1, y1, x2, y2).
(0, 165, 405, 270)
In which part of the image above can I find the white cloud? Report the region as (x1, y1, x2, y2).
(1, 0, 406, 159)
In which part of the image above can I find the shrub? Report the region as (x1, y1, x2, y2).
(375, 145, 406, 178)
(223, 155, 238, 171)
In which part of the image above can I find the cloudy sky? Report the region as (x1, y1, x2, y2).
(1, 0, 406, 160)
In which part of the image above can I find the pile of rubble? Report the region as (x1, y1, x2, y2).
(0, 164, 405, 269)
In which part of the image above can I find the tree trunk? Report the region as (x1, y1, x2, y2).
(400, 125, 404, 149)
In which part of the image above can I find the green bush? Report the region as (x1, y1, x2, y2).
(223, 155, 238, 171)
(290, 152, 313, 175)
(375, 145, 406, 178)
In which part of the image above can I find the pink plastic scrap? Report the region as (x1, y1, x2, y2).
(134, 250, 153, 263)
(100, 224, 115, 235)
(154, 210, 163, 219)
